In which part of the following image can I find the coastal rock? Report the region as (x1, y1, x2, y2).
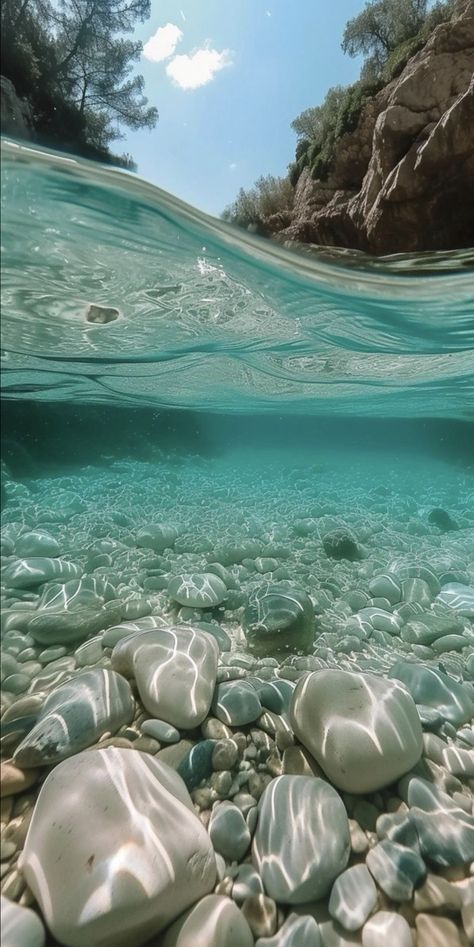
(252, 775, 350, 903)
(13, 668, 134, 766)
(243, 584, 315, 655)
(290, 669, 423, 792)
(111, 626, 219, 728)
(20, 749, 217, 947)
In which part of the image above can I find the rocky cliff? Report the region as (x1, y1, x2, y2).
(273, 1, 474, 255)
(0, 77, 33, 140)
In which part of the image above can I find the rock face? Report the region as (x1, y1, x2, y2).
(290, 669, 423, 793)
(0, 76, 33, 139)
(273, 3, 474, 254)
(20, 749, 217, 947)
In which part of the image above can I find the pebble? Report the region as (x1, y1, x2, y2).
(176, 740, 216, 791)
(212, 680, 263, 726)
(141, 719, 180, 744)
(159, 893, 254, 947)
(232, 864, 265, 903)
(0, 762, 40, 797)
(361, 911, 412, 947)
(415, 913, 466, 947)
(241, 894, 278, 938)
(212, 739, 239, 771)
(168, 573, 227, 608)
(209, 801, 251, 861)
(20, 748, 216, 946)
(388, 661, 473, 727)
(366, 839, 427, 900)
(243, 584, 315, 656)
(328, 864, 378, 931)
(252, 775, 350, 903)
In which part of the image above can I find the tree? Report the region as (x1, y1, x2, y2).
(342, 0, 428, 76)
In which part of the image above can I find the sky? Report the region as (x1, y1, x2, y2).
(122, 1, 365, 217)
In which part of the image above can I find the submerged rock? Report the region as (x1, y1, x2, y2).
(322, 529, 363, 561)
(243, 584, 315, 655)
(20, 749, 217, 947)
(388, 661, 473, 726)
(290, 669, 423, 792)
(168, 573, 227, 608)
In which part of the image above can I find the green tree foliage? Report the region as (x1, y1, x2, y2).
(222, 175, 294, 231)
(1, 0, 157, 164)
(342, 0, 428, 77)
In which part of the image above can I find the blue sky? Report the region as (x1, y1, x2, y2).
(123, 1, 365, 216)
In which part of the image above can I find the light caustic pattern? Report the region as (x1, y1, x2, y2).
(1, 139, 474, 418)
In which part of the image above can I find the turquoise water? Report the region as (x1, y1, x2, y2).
(1, 140, 474, 946)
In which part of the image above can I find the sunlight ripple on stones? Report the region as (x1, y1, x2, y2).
(289, 669, 423, 793)
(20, 749, 217, 947)
(252, 775, 350, 903)
(111, 626, 219, 728)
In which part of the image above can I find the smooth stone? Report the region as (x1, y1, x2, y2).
(416, 913, 466, 947)
(20, 749, 216, 947)
(208, 801, 251, 861)
(142, 719, 180, 744)
(388, 661, 473, 727)
(328, 865, 378, 931)
(401, 578, 433, 606)
(194, 622, 231, 652)
(74, 636, 104, 667)
(168, 573, 227, 608)
(112, 626, 219, 729)
(255, 912, 322, 947)
(212, 739, 239, 771)
(102, 615, 168, 648)
(366, 839, 427, 901)
(13, 668, 134, 766)
(243, 584, 315, 656)
(136, 524, 178, 553)
(15, 530, 60, 558)
(3, 557, 82, 589)
(436, 583, 474, 617)
(0, 761, 40, 796)
(432, 634, 469, 653)
(29, 602, 122, 645)
(290, 669, 422, 793)
(176, 740, 215, 792)
(368, 575, 401, 605)
(414, 873, 463, 912)
(252, 775, 350, 904)
(241, 894, 278, 938)
(212, 681, 262, 727)
(1, 895, 45, 947)
(35, 575, 116, 611)
(232, 864, 265, 904)
(361, 911, 412, 947)
(428, 508, 458, 531)
(405, 783, 474, 867)
(401, 614, 461, 645)
(159, 894, 254, 947)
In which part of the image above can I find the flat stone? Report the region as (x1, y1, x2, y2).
(401, 613, 461, 645)
(436, 583, 474, 618)
(366, 838, 426, 900)
(252, 775, 350, 903)
(1, 895, 45, 947)
(29, 602, 122, 646)
(141, 719, 180, 744)
(209, 801, 251, 861)
(13, 668, 134, 766)
(102, 615, 168, 648)
(3, 557, 82, 589)
(20, 748, 216, 947)
(212, 681, 262, 726)
(168, 573, 227, 608)
(388, 661, 473, 727)
(159, 894, 253, 947)
(112, 626, 219, 729)
(290, 669, 422, 793)
(15, 530, 60, 558)
(328, 864, 378, 931)
(361, 911, 412, 947)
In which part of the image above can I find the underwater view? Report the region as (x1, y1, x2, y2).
(1, 135, 474, 947)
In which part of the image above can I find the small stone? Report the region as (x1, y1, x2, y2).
(141, 719, 180, 744)
(159, 893, 254, 947)
(241, 894, 278, 938)
(416, 913, 466, 947)
(0, 762, 40, 797)
(209, 801, 251, 861)
(243, 584, 315, 656)
(212, 681, 262, 727)
(414, 873, 463, 912)
(329, 864, 378, 931)
(176, 740, 216, 792)
(362, 911, 412, 947)
(366, 839, 427, 901)
(323, 529, 363, 561)
(232, 864, 265, 903)
(168, 573, 227, 608)
(212, 739, 239, 771)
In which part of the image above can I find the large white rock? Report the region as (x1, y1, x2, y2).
(252, 775, 350, 904)
(290, 669, 422, 793)
(111, 626, 219, 728)
(20, 748, 217, 947)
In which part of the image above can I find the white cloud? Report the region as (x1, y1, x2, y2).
(143, 23, 183, 63)
(166, 47, 232, 90)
